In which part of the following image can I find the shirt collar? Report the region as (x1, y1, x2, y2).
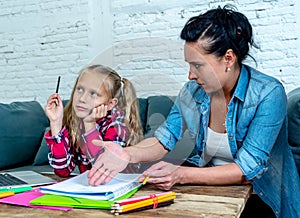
(232, 64, 250, 102)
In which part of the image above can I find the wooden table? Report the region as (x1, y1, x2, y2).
(0, 174, 252, 218)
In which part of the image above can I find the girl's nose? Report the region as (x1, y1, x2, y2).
(79, 92, 88, 102)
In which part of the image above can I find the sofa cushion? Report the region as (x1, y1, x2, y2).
(138, 98, 148, 134)
(144, 96, 176, 138)
(287, 87, 300, 175)
(33, 127, 50, 166)
(0, 101, 49, 170)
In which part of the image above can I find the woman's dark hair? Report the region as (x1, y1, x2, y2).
(180, 5, 258, 66)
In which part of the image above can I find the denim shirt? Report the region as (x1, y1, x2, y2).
(154, 65, 300, 218)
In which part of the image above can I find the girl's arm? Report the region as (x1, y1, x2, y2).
(45, 127, 79, 177)
(45, 93, 63, 136)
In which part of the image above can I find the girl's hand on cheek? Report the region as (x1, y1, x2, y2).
(94, 104, 108, 120)
(83, 105, 108, 131)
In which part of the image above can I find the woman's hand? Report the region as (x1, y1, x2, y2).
(88, 140, 130, 186)
(83, 105, 108, 131)
(45, 93, 63, 135)
(138, 161, 182, 190)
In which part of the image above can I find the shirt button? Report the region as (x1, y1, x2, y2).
(259, 192, 263, 196)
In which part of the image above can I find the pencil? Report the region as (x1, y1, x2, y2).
(117, 193, 176, 212)
(142, 176, 149, 185)
(55, 76, 61, 93)
(114, 196, 175, 214)
(113, 191, 174, 206)
(112, 200, 174, 214)
(112, 191, 176, 207)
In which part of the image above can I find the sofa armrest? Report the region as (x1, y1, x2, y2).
(0, 101, 49, 170)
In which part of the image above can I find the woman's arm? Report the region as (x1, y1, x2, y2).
(139, 161, 250, 190)
(87, 137, 168, 186)
(125, 137, 169, 163)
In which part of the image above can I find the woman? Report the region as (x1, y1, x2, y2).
(88, 5, 300, 218)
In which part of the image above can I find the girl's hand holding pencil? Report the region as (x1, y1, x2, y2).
(45, 76, 63, 136)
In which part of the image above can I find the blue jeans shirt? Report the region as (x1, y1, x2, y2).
(154, 65, 300, 218)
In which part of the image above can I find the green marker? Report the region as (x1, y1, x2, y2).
(0, 186, 32, 194)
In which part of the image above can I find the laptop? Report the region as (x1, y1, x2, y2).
(0, 170, 56, 189)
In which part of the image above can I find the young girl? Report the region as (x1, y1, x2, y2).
(44, 64, 143, 177)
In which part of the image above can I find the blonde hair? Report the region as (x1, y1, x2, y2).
(63, 64, 143, 150)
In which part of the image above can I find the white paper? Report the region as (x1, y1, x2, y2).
(39, 171, 142, 200)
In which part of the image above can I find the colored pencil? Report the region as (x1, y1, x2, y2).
(111, 192, 176, 213)
(112, 200, 174, 215)
(113, 191, 174, 206)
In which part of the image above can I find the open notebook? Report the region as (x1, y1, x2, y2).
(0, 171, 56, 189)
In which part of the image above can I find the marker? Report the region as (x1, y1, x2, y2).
(0, 186, 32, 198)
(0, 186, 32, 193)
(55, 76, 61, 93)
(142, 176, 149, 185)
(12, 186, 33, 194)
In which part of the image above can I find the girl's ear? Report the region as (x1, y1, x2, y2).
(107, 98, 118, 110)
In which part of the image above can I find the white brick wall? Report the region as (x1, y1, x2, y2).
(0, 0, 299, 106)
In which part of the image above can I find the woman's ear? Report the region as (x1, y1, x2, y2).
(107, 98, 118, 110)
(224, 49, 237, 72)
(224, 49, 236, 67)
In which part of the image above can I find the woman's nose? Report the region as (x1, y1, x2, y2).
(188, 70, 196, 80)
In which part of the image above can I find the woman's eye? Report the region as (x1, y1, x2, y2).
(194, 64, 201, 69)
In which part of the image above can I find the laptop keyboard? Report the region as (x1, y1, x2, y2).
(0, 173, 28, 186)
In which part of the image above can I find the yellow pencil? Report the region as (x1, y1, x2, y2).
(120, 196, 175, 213)
(120, 192, 176, 212)
(142, 176, 149, 185)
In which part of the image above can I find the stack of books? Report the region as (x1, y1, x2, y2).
(111, 191, 176, 215)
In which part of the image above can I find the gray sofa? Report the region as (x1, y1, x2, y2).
(0, 95, 192, 173)
(0, 89, 299, 175)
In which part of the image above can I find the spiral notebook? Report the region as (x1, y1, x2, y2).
(39, 170, 142, 201)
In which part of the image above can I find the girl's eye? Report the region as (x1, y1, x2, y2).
(76, 87, 83, 93)
(90, 92, 98, 97)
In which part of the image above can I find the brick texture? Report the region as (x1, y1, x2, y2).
(0, 0, 299, 106)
